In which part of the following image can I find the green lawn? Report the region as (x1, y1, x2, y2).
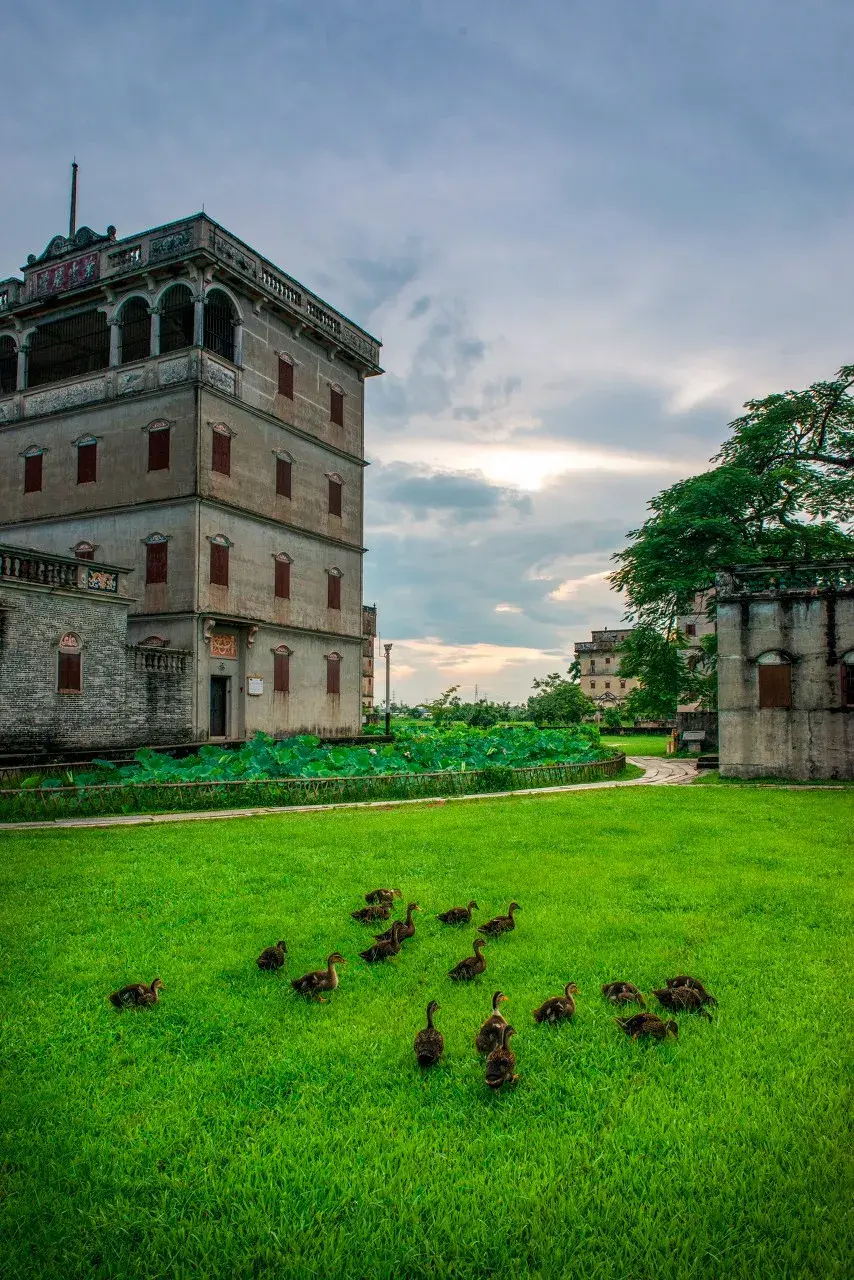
(601, 733, 671, 756)
(1, 789, 852, 1279)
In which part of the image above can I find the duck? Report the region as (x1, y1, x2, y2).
(448, 937, 488, 981)
(478, 902, 520, 937)
(351, 903, 392, 924)
(373, 903, 420, 943)
(653, 986, 713, 1019)
(533, 982, 578, 1024)
(665, 975, 717, 1006)
(109, 978, 164, 1009)
(256, 940, 287, 971)
(615, 1013, 678, 1040)
(601, 980, 646, 1007)
(364, 887, 403, 906)
(360, 920, 406, 963)
(414, 1000, 444, 1067)
(475, 991, 509, 1054)
(485, 1024, 518, 1090)
(437, 900, 478, 925)
(291, 953, 346, 1001)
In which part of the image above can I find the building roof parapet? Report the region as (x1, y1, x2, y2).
(716, 560, 854, 600)
(0, 543, 134, 598)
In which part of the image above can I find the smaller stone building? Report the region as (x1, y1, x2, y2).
(573, 628, 639, 707)
(0, 544, 193, 754)
(717, 561, 854, 779)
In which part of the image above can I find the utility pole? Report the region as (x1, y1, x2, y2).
(384, 643, 392, 737)
(474, 683, 478, 703)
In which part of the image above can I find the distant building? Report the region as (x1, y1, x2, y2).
(361, 603, 377, 722)
(716, 561, 854, 779)
(573, 628, 640, 707)
(676, 590, 716, 713)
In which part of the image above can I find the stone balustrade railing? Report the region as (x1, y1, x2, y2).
(717, 562, 854, 597)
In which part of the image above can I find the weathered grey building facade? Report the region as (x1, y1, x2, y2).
(0, 214, 383, 744)
(717, 561, 854, 779)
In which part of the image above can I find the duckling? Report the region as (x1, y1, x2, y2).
(360, 920, 406, 963)
(478, 902, 520, 937)
(109, 978, 164, 1009)
(364, 887, 403, 906)
(448, 937, 488, 981)
(291, 953, 346, 1001)
(475, 991, 509, 1054)
(414, 1000, 444, 1067)
(533, 982, 578, 1024)
(351, 903, 392, 924)
(437, 900, 478, 925)
(653, 986, 713, 1019)
(665, 975, 717, 1006)
(256, 940, 287, 971)
(615, 1013, 678, 1040)
(373, 903, 420, 944)
(485, 1024, 518, 1090)
(601, 981, 646, 1007)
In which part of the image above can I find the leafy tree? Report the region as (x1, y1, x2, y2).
(423, 686, 462, 726)
(617, 627, 685, 720)
(601, 707, 624, 730)
(527, 672, 595, 725)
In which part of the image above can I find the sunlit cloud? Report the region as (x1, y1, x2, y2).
(495, 603, 523, 613)
(548, 571, 610, 601)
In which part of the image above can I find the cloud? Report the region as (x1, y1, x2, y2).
(369, 462, 532, 522)
(495, 603, 523, 614)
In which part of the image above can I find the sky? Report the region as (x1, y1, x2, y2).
(3, 0, 854, 703)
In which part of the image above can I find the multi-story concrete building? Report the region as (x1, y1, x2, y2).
(361, 603, 377, 722)
(0, 213, 382, 743)
(573, 628, 639, 707)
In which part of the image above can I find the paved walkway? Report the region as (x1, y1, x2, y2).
(0, 757, 698, 832)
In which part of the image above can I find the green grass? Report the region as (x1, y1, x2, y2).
(601, 733, 671, 756)
(1, 788, 852, 1279)
(694, 771, 854, 788)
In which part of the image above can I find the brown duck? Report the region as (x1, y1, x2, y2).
(448, 937, 487, 981)
(360, 920, 406, 963)
(533, 982, 578, 1024)
(109, 978, 164, 1009)
(616, 1013, 678, 1040)
(414, 1000, 444, 1067)
(475, 991, 509, 1054)
(654, 986, 713, 1019)
(364, 887, 402, 906)
(601, 981, 646, 1007)
(256, 940, 287, 971)
(478, 902, 520, 937)
(665, 975, 717, 1006)
(485, 1024, 518, 1090)
(351, 903, 392, 923)
(437, 900, 478, 925)
(373, 903, 420, 943)
(291, 952, 346, 1001)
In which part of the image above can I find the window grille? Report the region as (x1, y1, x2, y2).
(210, 542, 229, 587)
(276, 456, 292, 498)
(24, 452, 43, 493)
(330, 387, 344, 426)
(327, 572, 341, 610)
(148, 427, 170, 471)
(274, 558, 291, 599)
(119, 298, 150, 363)
(328, 478, 343, 517)
(326, 654, 341, 695)
(0, 335, 16, 393)
(211, 428, 231, 476)
(77, 439, 97, 484)
(274, 650, 290, 693)
(278, 356, 294, 398)
(28, 309, 110, 387)
(159, 285, 195, 354)
(146, 541, 168, 585)
(204, 290, 235, 362)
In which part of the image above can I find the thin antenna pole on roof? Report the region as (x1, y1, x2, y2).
(69, 159, 78, 239)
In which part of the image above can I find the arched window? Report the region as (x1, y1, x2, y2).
(73, 541, 97, 561)
(22, 445, 44, 494)
(28, 309, 110, 387)
(327, 473, 343, 517)
(327, 567, 342, 610)
(58, 632, 82, 693)
(273, 643, 291, 693)
(275, 450, 293, 498)
(144, 533, 169, 585)
(159, 284, 195, 355)
(209, 534, 232, 588)
(273, 552, 292, 600)
(119, 297, 150, 364)
(326, 651, 342, 696)
(204, 289, 236, 362)
(0, 335, 16, 394)
(842, 651, 854, 708)
(756, 650, 792, 709)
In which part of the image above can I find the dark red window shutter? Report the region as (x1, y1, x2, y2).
(330, 388, 344, 426)
(276, 457, 292, 498)
(146, 541, 168, 585)
(148, 428, 170, 472)
(274, 559, 291, 599)
(842, 664, 854, 707)
(24, 453, 43, 493)
(328, 479, 342, 517)
(326, 656, 341, 695)
(210, 543, 229, 587)
(278, 357, 294, 398)
(758, 664, 792, 709)
(327, 574, 341, 610)
(58, 652, 82, 693)
(212, 431, 231, 476)
(77, 442, 97, 484)
(274, 652, 290, 693)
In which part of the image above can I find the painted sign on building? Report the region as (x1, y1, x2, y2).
(35, 252, 100, 297)
(210, 634, 237, 660)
